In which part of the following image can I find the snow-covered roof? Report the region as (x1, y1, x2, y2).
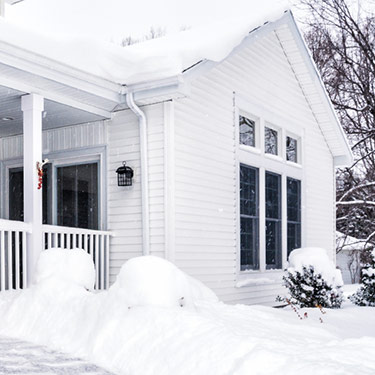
(0, 7, 353, 165)
(0, 8, 286, 85)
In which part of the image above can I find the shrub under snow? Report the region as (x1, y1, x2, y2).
(35, 248, 96, 290)
(280, 247, 344, 308)
(350, 249, 375, 306)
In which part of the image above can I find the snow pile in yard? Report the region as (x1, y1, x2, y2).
(0, 6, 287, 84)
(115, 255, 218, 308)
(0, 251, 375, 374)
(288, 247, 343, 287)
(35, 248, 96, 290)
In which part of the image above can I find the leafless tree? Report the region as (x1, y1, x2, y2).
(298, 0, 375, 243)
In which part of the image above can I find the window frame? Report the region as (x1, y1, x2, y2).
(1, 146, 107, 230)
(235, 101, 304, 281)
(239, 164, 260, 271)
(238, 110, 260, 154)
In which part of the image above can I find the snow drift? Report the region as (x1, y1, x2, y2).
(0, 249, 374, 375)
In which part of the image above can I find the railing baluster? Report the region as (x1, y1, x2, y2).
(99, 234, 105, 289)
(47, 232, 52, 250)
(22, 231, 27, 289)
(8, 231, 13, 290)
(95, 234, 99, 289)
(15, 231, 20, 290)
(1, 231, 5, 291)
(105, 234, 109, 290)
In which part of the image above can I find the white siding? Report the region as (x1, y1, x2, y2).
(172, 27, 335, 305)
(107, 104, 164, 283)
(0, 122, 106, 160)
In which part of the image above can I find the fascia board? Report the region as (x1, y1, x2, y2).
(0, 40, 122, 103)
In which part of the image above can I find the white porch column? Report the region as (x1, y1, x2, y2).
(21, 94, 44, 285)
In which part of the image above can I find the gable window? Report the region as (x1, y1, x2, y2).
(286, 136, 298, 163)
(240, 165, 259, 270)
(287, 177, 301, 256)
(265, 172, 282, 269)
(265, 127, 278, 155)
(239, 115, 256, 147)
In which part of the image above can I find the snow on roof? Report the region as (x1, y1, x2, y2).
(336, 231, 373, 252)
(0, 6, 287, 85)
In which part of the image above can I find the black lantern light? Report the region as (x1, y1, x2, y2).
(116, 162, 134, 186)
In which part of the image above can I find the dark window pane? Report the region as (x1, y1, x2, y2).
(239, 115, 255, 147)
(286, 136, 298, 163)
(287, 178, 301, 256)
(240, 165, 259, 270)
(9, 166, 51, 224)
(265, 127, 278, 155)
(57, 163, 99, 230)
(265, 171, 282, 269)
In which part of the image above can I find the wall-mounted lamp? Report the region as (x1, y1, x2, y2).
(116, 162, 134, 187)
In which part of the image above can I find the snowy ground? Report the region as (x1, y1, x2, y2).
(0, 336, 113, 374)
(0, 251, 374, 375)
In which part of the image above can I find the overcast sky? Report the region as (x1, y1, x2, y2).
(5, 0, 291, 43)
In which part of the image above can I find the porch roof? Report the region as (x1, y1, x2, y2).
(0, 85, 104, 137)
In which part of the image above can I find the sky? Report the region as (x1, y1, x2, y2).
(5, 0, 291, 44)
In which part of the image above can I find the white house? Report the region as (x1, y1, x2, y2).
(336, 232, 372, 284)
(0, 8, 352, 305)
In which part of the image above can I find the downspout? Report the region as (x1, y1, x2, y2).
(126, 92, 150, 255)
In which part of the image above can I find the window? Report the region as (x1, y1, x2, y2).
(239, 115, 256, 147)
(240, 165, 259, 270)
(8, 161, 99, 230)
(265, 127, 278, 155)
(57, 163, 99, 230)
(286, 136, 298, 163)
(265, 172, 282, 269)
(9, 165, 51, 224)
(287, 178, 301, 256)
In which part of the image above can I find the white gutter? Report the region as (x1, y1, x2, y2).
(126, 92, 150, 256)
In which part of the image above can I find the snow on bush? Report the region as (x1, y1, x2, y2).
(35, 248, 96, 290)
(279, 247, 343, 308)
(350, 249, 375, 306)
(115, 255, 218, 309)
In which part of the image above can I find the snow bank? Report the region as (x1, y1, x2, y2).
(115, 255, 217, 309)
(1, 250, 375, 375)
(0, 6, 287, 84)
(35, 248, 96, 291)
(288, 247, 343, 287)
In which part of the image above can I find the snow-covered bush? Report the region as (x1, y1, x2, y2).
(350, 249, 375, 306)
(35, 248, 96, 290)
(279, 248, 343, 308)
(113, 255, 218, 309)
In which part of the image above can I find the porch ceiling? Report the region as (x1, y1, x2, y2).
(0, 85, 105, 137)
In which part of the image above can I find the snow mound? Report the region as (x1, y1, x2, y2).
(35, 248, 96, 291)
(115, 256, 218, 308)
(288, 247, 343, 287)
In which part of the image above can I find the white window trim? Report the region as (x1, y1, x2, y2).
(235, 106, 305, 283)
(1, 146, 107, 230)
(239, 110, 260, 151)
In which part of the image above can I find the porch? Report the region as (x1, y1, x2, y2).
(0, 71, 119, 289)
(0, 221, 111, 291)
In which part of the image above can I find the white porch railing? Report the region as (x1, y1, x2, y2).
(0, 219, 31, 291)
(42, 225, 111, 290)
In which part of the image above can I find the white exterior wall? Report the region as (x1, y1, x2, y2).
(107, 104, 165, 283)
(172, 28, 335, 305)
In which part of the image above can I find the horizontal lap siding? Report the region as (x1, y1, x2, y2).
(107, 104, 165, 284)
(173, 27, 334, 305)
